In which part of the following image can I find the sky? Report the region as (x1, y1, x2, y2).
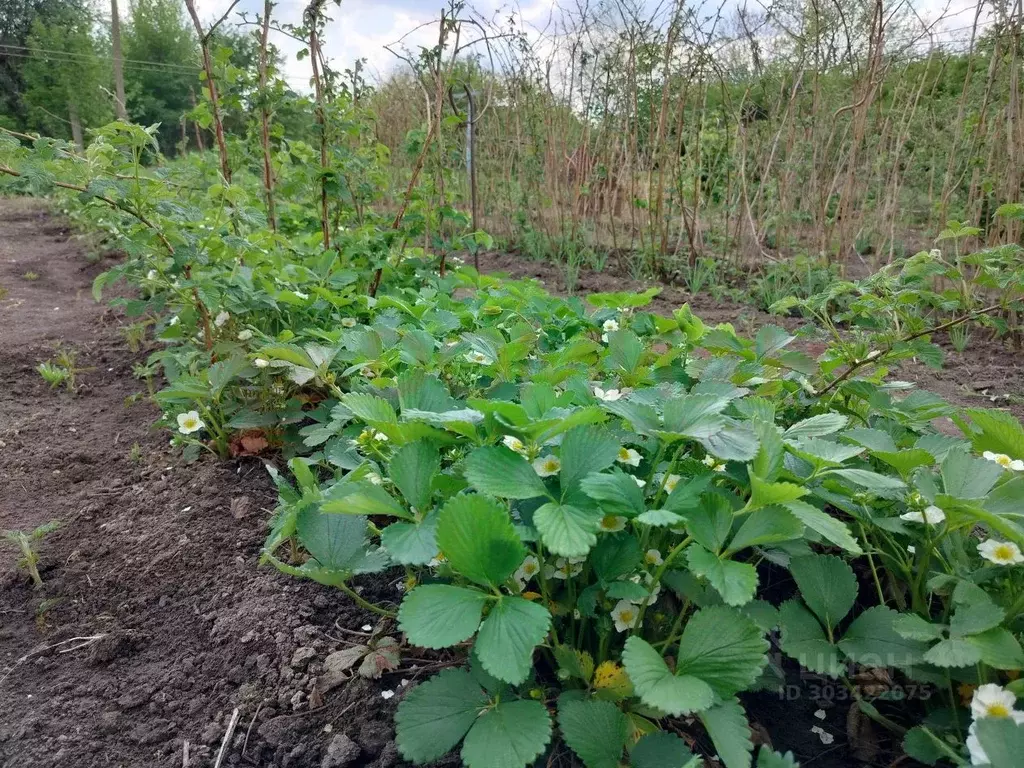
(196, 0, 994, 92)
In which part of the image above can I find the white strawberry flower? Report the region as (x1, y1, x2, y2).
(176, 410, 205, 434)
(146, 269, 158, 280)
(465, 350, 493, 365)
(602, 318, 619, 333)
(214, 310, 230, 327)
(611, 599, 639, 632)
(664, 474, 682, 493)
(644, 549, 663, 566)
(503, 435, 528, 456)
(294, 291, 309, 300)
(514, 555, 540, 589)
(702, 455, 726, 472)
(253, 358, 270, 368)
(598, 514, 627, 533)
(341, 317, 357, 328)
(601, 333, 609, 343)
(594, 387, 621, 402)
(544, 557, 582, 580)
(628, 572, 661, 603)
(237, 329, 253, 341)
(900, 505, 945, 525)
(617, 447, 641, 466)
(633, 476, 646, 487)
(972, 684, 1021, 720)
(978, 539, 1024, 566)
(533, 455, 561, 477)
(983, 451, 1024, 471)
(168, 315, 180, 326)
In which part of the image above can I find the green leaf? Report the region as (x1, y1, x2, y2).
(872, 449, 935, 476)
(580, 470, 646, 516)
(464, 446, 550, 500)
(395, 668, 488, 764)
(747, 477, 808, 510)
(755, 325, 794, 359)
(631, 731, 698, 768)
(923, 637, 982, 667)
(662, 394, 727, 439)
(778, 600, 843, 677)
(826, 468, 906, 491)
(591, 535, 642, 582)
(966, 628, 1024, 670)
(559, 699, 628, 768)
(728, 507, 805, 552)
(398, 585, 487, 648)
(757, 748, 800, 768)
(687, 545, 758, 606)
(892, 614, 945, 642)
(297, 505, 384, 574)
(322, 482, 413, 520)
(838, 606, 928, 669)
(436, 494, 526, 588)
(636, 508, 687, 527)
(554, 645, 595, 682)
(784, 500, 862, 554)
(972, 717, 1024, 768)
(701, 421, 760, 462)
(535, 502, 602, 557)
(790, 554, 857, 631)
(389, 440, 440, 510)
(380, 512, 439, 565)
(460, 699, 552, 768)
(965, 407, 1024, 460)
(941, 448, 1004, 499)
(607, 580, 650, 601)
(622, 636, 715, 716)
(751, 421, 784, 482)
(902, 727, 944, 766)
(951, 600, 1005, 637)
(560, 426, 621, 495)
(844, 428, 898, 453)
(476, 596, 552, 684)
(342, 392, 397, 424)
(699, 698, 754, 768)
(784, 413, 849, 440)
(675, 606, 769, 698)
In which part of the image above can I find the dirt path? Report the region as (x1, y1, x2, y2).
(0, 199, 404, 768)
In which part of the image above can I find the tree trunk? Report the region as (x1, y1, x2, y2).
(111, 0, 127, 120)
(68, 101, 84, 151)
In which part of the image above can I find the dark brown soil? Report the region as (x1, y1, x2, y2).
(0, 199, 409, 768)
(477, 250, 1024, 418)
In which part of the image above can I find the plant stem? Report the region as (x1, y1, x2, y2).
(336, 582, 396, 619)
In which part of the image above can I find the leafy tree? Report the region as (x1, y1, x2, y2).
(20, 5, 112, 145)
(122, 0, 198, 154)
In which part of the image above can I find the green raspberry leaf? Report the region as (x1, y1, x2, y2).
(436, 494, 526, 587)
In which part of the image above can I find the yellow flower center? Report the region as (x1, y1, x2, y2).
(995, 545, 1016, 562)
(996, 455, 1012, 468)
(601, 515, 618, 529)
(987, 703, 1012, 718)
(524, 563, 537, 575)
(184, 418, 197, 429)
(618, 448, 630, 460)
(619, 609, 635, 623)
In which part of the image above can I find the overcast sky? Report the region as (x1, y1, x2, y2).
(195, 0, 991, 91)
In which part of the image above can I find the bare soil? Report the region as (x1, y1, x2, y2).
(477, 250, 1024, 418)
(0, 199, 408, 768)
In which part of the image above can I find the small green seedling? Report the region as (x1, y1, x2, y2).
(3, 520, 62, 589)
